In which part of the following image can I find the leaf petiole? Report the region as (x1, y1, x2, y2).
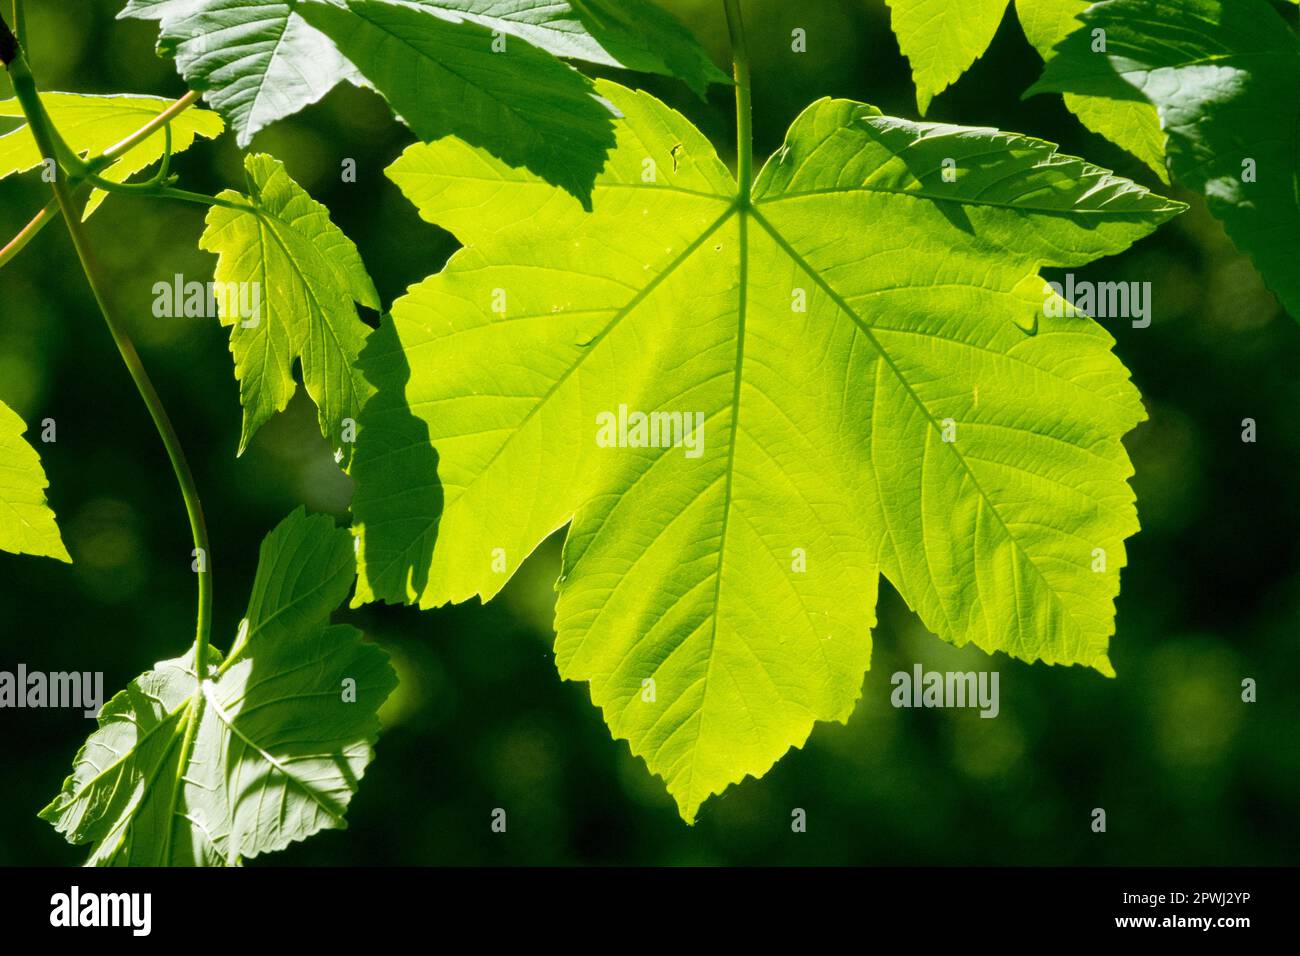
(150, 186, 257, 214)
(97, 89, 200, 162)
(722, 0, 753, 203)
(0, 90, 204, 269)
(0, 195, 54, 268)
(158, 122, 173, 183)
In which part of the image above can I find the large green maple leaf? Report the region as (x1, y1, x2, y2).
(40, 509, 396, 865)
(0, 399, 69, 562)
(1029, 0, 1300, 318)
(349, 80, 1181, 821)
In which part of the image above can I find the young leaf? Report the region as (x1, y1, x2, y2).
(296, 0, 617, 208)
(0, 399, 69, 562)
(0, 92, 224, 218)
(119, 0, 357, 148)
(1016, 0, 1167, 181)
(350, 80, 1183, 821)
(1029, 0, 1300, 317)
(884, 0, 1013, 115)
(199, 153, 380, 462)
(40, 508, 397, 865)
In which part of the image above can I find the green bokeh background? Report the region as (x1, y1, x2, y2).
(1, 0, 1297, 866)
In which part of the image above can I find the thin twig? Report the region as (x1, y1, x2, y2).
(0, 196, 55, 268)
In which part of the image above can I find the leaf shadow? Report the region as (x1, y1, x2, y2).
(855, 120, 978, 235)
(352, 315, 443, 604)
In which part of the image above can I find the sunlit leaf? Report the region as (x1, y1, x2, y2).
(350, 80, 1182, 821)
(40, 509, 397, 865)
(0, 92, 223, 218)
(0, 399, 69, 563)
(199, 153, 379, 462)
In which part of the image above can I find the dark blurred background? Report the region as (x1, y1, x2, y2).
(1, 0, 1297, 866)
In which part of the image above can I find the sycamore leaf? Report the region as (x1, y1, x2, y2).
(0, 400, 69, 563)
(349, 80, 1182, 821)
(406, 0, 730, 98)
(1015, 0, 1167, 181)
(296, 0, 615, 208)
(0, 92, 223, 219)
(884, 0, 1013, 115)
(1030, 0, 1300, 317)
(120, 0, 357, 149)
(123, 0, 725, 194)
(39, 508, 397, 865)
(883, 0, 1167, 180)
(199, 153, 379, 462)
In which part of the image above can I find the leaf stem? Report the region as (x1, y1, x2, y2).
(150, 185, 256, 213)
(2, 31, 214, 671)
(99, 89, 200, 163)
(0, 196, 55, 268)
(722, 0, 753, 203)
(158, 123, 173, 182)
(0, 90, 204, 268)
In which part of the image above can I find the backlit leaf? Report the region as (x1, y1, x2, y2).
(123, 0, 726, 191)
(884, 0, 1011, 115)
(0, 92, 224, 218)
(350, 80, 1182, 821)
(883, 0, 1168, 179)
(39, 508, 397, 865)
(0, 399, 69, 563)
(198, 153, 380, 462)
(1016, 0, 1167, 181)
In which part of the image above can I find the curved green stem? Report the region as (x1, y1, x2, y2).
(99, 89, 199, 165)
(0, 90, 203, 268)
(151, 185, 256, 213)
(0, 196, 55, 268)
(722, 0, 753, 203)
(158, 123, 173, 183)
(2, 32, 213, 670)
(10, 0, 23, 52)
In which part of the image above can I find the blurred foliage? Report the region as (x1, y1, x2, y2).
(0, 0, 1297, 866)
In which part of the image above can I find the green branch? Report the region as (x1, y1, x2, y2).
(0, 17, 214, 674)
